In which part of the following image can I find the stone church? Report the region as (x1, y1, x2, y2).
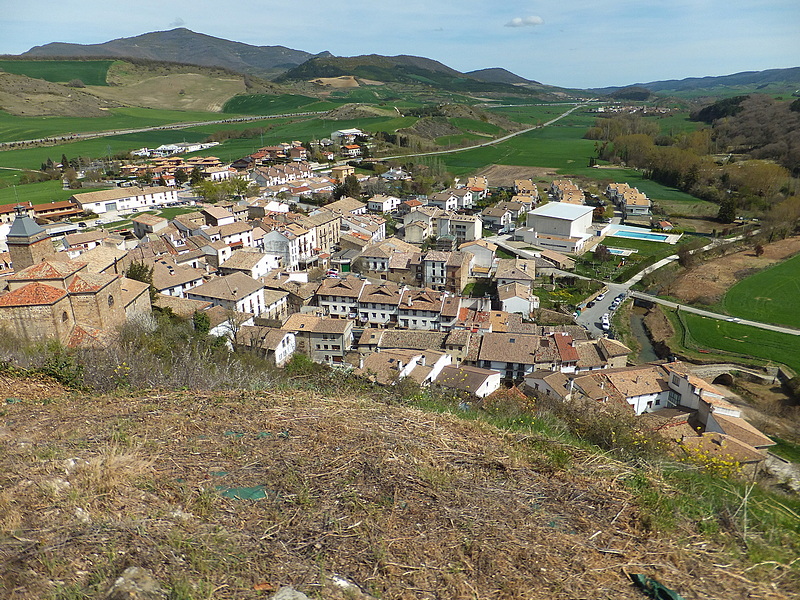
(0, 208, 151, 346)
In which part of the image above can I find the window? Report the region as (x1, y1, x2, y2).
(108, 295, 115, 307)
(61, 311, 68, 322)
(667, 390, 681, 407)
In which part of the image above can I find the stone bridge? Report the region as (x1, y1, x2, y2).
(688, 363, 779, 386)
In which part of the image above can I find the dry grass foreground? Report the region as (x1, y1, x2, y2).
(670, 235, 800, 305)
(0, 379, 788, 599)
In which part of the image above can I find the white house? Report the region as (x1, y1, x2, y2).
(367, 194, 401, 213)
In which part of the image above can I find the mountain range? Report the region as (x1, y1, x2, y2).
(14, 28, 800, 97)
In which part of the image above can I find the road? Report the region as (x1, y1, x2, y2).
(378, 103, 588, 161)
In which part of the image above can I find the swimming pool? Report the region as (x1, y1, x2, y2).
(609, 226, 669, 242)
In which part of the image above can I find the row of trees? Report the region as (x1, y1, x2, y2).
(587, 112, 796, 222)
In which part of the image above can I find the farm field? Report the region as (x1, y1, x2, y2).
(0, 106, 235, 143)
(222, 94, 321, 114)
(0, 179, 80, 205)
(722, 252, 800, 329)
(0, 60, 114, 86)
(679, 312, 800, 373)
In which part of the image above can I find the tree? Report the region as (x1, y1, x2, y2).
(189, 166, 204, 185)
(593, 244, 612, 262)
(126, 261, 157, 302)
(174, 168, 188, 185)
(192, 310, 211, 335)
(754, 243, 765, 257)
(717, 196, 737, 224)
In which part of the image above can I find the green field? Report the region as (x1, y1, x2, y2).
(722, 252, 800, 328)
(0, 179, 79, 206)
(221, 94, 320, 114)
(0, 107, 235, 143)
(679, 312, 800, 373)
(0, 60, 114, 86)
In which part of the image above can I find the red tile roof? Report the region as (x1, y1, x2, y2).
(0, 282, 67, 306)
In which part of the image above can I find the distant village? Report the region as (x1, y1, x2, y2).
(0, 125, 773, 473)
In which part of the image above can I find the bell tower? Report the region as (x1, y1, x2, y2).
(7, 205, 55, 272)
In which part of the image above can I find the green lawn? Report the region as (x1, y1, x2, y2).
(722, 252, 800, 328)
(449, 118, 505, 135)
(679, 312, 800, 373)
(0, 60, 114, 86)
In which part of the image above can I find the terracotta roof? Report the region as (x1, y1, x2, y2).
(67, 273, 115, 293)
(0, 282, 67, 306)
(12, 259, 85, 281)
(553, 334, 579, 363)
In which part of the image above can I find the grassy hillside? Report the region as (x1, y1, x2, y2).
(0, 366, 796, 599)
(722, 252, 800, 328)
(222, 94, 321, 114)
(0, 59, 114, 86)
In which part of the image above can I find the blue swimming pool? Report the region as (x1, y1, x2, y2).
(609, 227, 669, 242)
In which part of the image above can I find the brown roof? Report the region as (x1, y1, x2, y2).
(282, 313, 352, 335)
(188, 272, 263, 301)
(374, 330, 447, 351)
(317, 276, 364, 298)
(132, 214, 168, 226)
(436, 365, 496, 394)
(0, 282, 67, 306)
(680, 433, 765, 465)
(553, 334, 579, 363)
(711, 414, 775, 449)
(359, 282, 402, 305)
(154, 294, 212, 318)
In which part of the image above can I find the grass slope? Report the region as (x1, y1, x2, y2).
(679, 312, 800, 373)
(0, 60, 114, 86)
(722, 252, 800, 329)
(222, 94, 321, 114)
(0, 378, 794, 599)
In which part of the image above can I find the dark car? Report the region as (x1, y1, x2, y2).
(586, 301, 596, 308)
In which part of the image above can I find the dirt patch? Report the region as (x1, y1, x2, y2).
(472, 164, 558, 187)
(671, 235, 800, 304)
(399, 116, 462, 140)
(87, 73, 246, 112)
(0, 373, 67, 403)
(0, 72, 120, 117)
(0, 384, 787, 599)
(310, 76, 361, 88)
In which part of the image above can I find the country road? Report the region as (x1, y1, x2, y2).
(379, 103, 588, 161)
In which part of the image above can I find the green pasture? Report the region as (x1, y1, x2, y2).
(722, 252, 800, 328)
(437, 124, 597, 176)
(222, 94, 320, 114)
(679, 312, 800, 373)
(0, 106, 233, 143)
(0, 60, 114, 86)
(0, 179, 78, 206)
(489, 104, 578, 125)
(647, 112, 701, 135)
(575, 235, 687, 283)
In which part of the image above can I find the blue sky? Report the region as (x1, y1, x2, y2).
(3, 0, 799, 88)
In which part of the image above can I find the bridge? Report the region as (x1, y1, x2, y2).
(687, 363, 779, 386)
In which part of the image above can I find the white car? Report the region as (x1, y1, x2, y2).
(596, 293, 606, 302)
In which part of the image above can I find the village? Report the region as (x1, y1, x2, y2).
(0, 126, 777, 475)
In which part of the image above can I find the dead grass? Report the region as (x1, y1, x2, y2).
(0, 382, 793, 599)
(473, 164, 558, 187)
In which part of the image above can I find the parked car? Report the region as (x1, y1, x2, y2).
(586, 301, 596, 308)
(78, 222, 87, 228)
(595, 293, 606, 302)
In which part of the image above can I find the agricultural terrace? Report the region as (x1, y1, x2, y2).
(0, 60, 114, 86)
(0, 180, 77, 205)
(722, 252, 800, 329)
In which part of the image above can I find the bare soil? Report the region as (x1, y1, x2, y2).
(671, 235, 800, 305)
(473, 164, 558, 188)
(0, 381, 789, 599)
(0, 72, 120, 117)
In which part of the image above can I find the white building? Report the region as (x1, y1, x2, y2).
(71, 186, 178, 215)
(519, 203, 595, 254)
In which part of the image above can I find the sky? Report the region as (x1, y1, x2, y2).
(2, 0, 799, 89)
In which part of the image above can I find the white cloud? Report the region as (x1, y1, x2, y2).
(505, 15, 544, 28)
(168, 17, 186, 28)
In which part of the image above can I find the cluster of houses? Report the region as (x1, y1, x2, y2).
(605, 182, 652, 221)
(0, 149, 776, 475)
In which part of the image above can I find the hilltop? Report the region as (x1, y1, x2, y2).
(0, 372, 791, 599)
(21, 28, 326, 80)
